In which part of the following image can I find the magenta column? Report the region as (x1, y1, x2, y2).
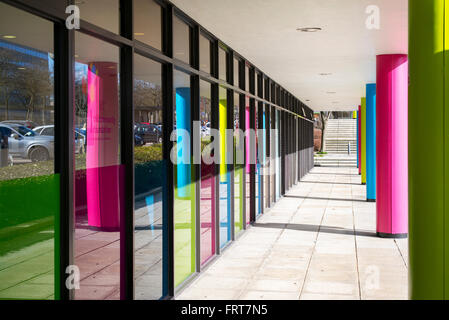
(376, 54, 408, 238)
(86, 61, 121, 230)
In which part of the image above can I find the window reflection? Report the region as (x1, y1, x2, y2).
(234, 58, 239, 87)
(219, 86, 231, 247)
(199, 80, 214, 265)
(74, 32, 121, 300)
(0, 3, 57, 300)
(134, 0, 162, 50)
(173, 70, 195, 286)
(219, 47, 226, 81)
(234, 92, 243, 234)
(133, 53, 164, 299)
(200, 34, 211, 74)
(77, 0, 119, 34)
(173, 16, 190, 64)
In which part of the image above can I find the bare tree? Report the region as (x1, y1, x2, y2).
(319, 111, 331, 152)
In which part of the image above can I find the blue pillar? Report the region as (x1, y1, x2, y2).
(175, 87, 191, 198)
(366, 83, 376, 201)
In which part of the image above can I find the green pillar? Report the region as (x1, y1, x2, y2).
(409, 0, 449, 299)
(361, 97, 367, 185)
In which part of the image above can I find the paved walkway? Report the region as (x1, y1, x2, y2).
(176, 166, 408, 300)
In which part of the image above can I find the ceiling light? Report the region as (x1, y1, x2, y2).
(296, 27, 322, 33)
(326, 91, 336, 94)
(305, 99, 310, 102)
(17, 67, 26, 70)
(319, 73, 332, 76)
(3, 35, 16, 39)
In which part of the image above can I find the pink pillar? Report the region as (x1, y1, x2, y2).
(86, 62, 121, 230)
(376, 54, 408, 237)
(245, 106, 250, 172)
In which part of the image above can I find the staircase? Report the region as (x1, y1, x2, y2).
(314, 118, 357, 167)
(323, 119, 357, 155)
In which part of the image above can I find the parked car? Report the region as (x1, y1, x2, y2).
(34, 125, 86, 154)
(134, 123, 163, 144)
(0, 124, 54, 162)
(134, 133, 144, 146)
(33, 125, 54, 136)
(1, 120, 38, 130)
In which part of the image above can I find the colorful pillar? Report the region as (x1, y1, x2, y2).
(175, 87, 191, 198)
(361, 98, 366, 185)
(366, 84, 376, 201)
(409, 0, 449, 300)
(86, 62, 120, 230)
(358, 105, 361, 174)
(376, 54, 408, 239)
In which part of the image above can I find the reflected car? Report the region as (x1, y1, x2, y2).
(134, 123, 163, 144)
(135, 134, 144, 146)
(1, 120, 38, 130)
(0, 124, 54, 162)
(34, 125, 86, 154)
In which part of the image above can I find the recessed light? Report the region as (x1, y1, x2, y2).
(17, 67, 26, 70)
(305, 99, 310, 102)
(296, 27, 322, 32)
(3, 35, 16, 39)
(326, 91, 336, 94)
(134, 32, 145, 36)
(319, 73, 332, 76)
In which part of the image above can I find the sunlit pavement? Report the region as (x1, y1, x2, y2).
(176, 166, 408, 300)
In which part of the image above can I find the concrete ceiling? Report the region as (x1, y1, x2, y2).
(171, 0, 408, 111)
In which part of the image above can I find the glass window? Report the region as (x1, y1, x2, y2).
(234, 92, 243, 234)
(219, 86, 230, 247)
(199, 34, 211, 74)
(173, 70, 195, 286)
(173, 16, 190, 64)
(219, 47, 227, 81)
(255, 103, 260, 216)
(245, 65, 249, 92)
(233, 58, 239, 87)
(199, 80, 214, 265)
(275, 110, 281, 200)
(134, 0, 162, 50)
(270, 106, 275, 205)
(133, 53, 165, 299)
(245, 96, 251, 225)
(263, 104, 269, 210)
(255, 72, 258, 97)
(77, 0, 119, 34)
(0, 3, 57, 300)
(74, 32, 121, 300)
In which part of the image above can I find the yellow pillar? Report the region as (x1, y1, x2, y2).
(361, 97, 367, 184)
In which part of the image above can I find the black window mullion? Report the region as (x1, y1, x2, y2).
(162, 2, 174, 299)
(119, 0, 134, 301)
(54, 22, 74, 301)
(249, 67, 256, 223)
(191, 24, 201, 272)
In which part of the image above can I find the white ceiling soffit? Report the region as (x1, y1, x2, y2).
(171, 0, 408, 111)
